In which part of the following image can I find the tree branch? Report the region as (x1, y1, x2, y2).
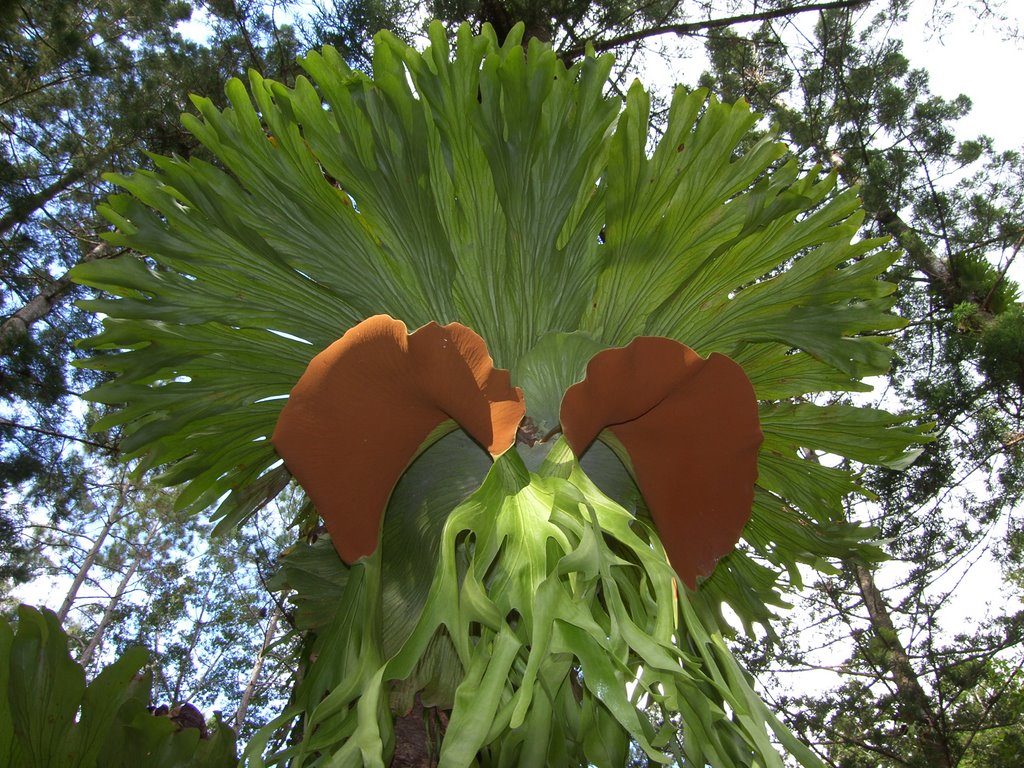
(0, 165, 89, 236)
(0, 71, 82, 110)
(852, 562, 954, 768)
(956, 654, 1024, 762)
(561, 0, 873, 59)
(0, 416, 116, 452)
(233, 603, 283, 732)
(825, 46, 964, 310)
(0, 240, 119, 355)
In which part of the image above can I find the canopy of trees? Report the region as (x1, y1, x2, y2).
(2, 1, 1022, 766)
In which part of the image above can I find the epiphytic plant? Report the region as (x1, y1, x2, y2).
(74, 22, 928, 767)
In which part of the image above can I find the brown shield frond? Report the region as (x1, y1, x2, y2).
(273, 315, 525, 563)
(560, 337, 762, 588)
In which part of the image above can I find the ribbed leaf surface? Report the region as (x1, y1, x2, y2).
(75, 21, 931, 768)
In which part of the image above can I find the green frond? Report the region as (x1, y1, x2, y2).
(75, 21, 930, 767)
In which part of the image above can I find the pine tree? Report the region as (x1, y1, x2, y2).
(0, 0, 305, 584)
(697, 4, 1024, 764)
(5, 2, 1023, 764)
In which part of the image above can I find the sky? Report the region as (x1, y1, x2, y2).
(176, 1, 1024, 156)
(902, 2, 1023, 150)
(17, 0, 1023, 728)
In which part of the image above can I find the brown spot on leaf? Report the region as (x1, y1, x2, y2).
(273, 315, 525, 564)
(560, 337, 762, 589)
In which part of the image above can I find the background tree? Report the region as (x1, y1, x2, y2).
(695, 4, 1024, 765)
(4, 0, 1023, 764)
(7, 450, 299, 739)
(0, 0, 302, 585)
(0, 10, 305, 738)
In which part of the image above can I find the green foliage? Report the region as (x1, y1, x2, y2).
(978, 305, 1024, 396)
(71, 20, 933, 765)
(699, 6, 1024, 765)
(952, 658, 1024, 768)
(777, 632, 1024, 768)
(0, 605, 236, 768)
(947, 252, 1019, 317)
(0, 0, 305, 588)
(306, 0, 420, 69)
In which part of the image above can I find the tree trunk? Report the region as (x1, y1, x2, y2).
(390, 698, 446, 768)
(0, 240, 118, 356)
(58, 514, 116, 623)
(871, 203, 951, 285)
(57, 474, 131, 622)
(851, 562, 954, 768)
(805, 446, 954, 766)
(77, 521, 153, 667)
(830, 138, 972, 317)
(233, 604, 283, 732)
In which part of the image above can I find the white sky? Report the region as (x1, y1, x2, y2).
(902, 3, 1024, 150)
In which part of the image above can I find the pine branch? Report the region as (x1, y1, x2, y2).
(824, 48, 967, 311)
(983, 231, 1024, 312)
(0, 165, 88, 236)
(560, 0, 873, 59)
(851, 562, 955, 768)
(0, 416, 116, 452)
(950, 654, 1024, 761)
(0, 71, 82, 109)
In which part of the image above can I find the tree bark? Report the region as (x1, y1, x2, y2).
(871, 203, 950, 284)
(851, 562, 954, 768)
(0, 166, 87, 236)
(560, 0, 872, 59)
(0, 240, 118, 356)
(233, 604, 283, 732)
(832, 156, 959, 309)
(77, 521, 153, 668)
(390, 698, 446, 768)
